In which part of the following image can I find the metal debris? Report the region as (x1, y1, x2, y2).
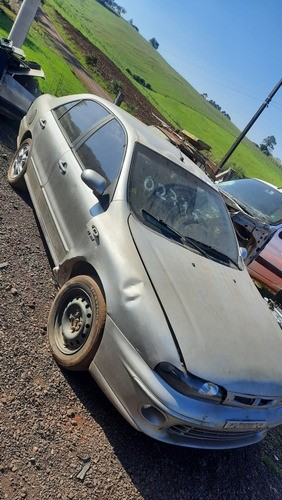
(264, 297, 282, 329)
(76, 460, 91, 481)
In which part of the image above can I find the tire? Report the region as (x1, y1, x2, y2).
(7, 138, 32, 190)
(47, 275, 106, 371)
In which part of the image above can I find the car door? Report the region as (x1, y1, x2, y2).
(248, 227, 282, 292)
(32, 98, 112, 187)
(30, 102, 80, 187)
(43, 117, 127, 264)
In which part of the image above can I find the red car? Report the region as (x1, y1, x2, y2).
(248, 228, 282, 293)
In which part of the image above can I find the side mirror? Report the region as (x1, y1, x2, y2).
(81, 169, 107, 196)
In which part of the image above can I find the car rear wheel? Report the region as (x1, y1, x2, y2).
(7, 138, 32, 190)
(48, 275, 106, 371)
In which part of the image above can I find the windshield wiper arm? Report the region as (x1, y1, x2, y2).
(141, 209, 183, 242)
(141, 209, 239, 267)
(192, 241, 239, 268)
(141, 209, 209, 257)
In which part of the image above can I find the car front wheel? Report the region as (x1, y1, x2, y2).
(7, 138, 32, 190)
(48, 275, 106, 371)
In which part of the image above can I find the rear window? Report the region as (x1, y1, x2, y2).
(53, 99, 110, 144)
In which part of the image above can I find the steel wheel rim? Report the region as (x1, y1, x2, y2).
(55, 289, 93, 355)
(12, 143, 30, 178)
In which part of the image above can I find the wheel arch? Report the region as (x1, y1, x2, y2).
(55, 259, 106, 301)
(19, 130, 32, 144)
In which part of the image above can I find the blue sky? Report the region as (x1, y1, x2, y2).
(120, 0, 282, 161)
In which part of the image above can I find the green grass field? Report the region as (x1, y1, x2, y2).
(1, 1, 282, 184)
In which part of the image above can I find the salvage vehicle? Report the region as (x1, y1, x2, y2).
(7, 93, 282, 449)
(218, 178, 282, 300)
(0, 37, 44, 120)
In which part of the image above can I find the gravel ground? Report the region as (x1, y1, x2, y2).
(0, 115, 282, 499)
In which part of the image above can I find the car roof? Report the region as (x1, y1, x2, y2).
(254, 178, 281, 191)
(223, 177, 280, 191)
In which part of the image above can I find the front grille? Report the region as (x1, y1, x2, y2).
(224, 393, 282, 408)
(168, 425, 259, 441)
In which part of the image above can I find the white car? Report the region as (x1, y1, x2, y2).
(8, 93, 282, 449)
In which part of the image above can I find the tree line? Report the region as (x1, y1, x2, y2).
(259, 135, 277, 157)
(96, 0, 126, 16)
(201, 93, 231, 120)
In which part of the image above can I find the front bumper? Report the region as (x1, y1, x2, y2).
(89, 316, 281, 449)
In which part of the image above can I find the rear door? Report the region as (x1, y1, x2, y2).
(29, 98, 113, 263)
(29, 100, 80, 187)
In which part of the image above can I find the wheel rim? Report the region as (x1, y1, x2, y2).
(11, 143, 30, 178)
(55, 289, 93, 355)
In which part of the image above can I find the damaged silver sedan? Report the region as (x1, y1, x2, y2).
(8, 93, 282, 449)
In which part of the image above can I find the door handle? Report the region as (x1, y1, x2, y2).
(58, 160, 67, 174)
(39, 119, 46, 129)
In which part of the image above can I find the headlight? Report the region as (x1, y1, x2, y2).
(155, 362, 225, 404)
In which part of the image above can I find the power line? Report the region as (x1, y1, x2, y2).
(219, 78, 282, 169)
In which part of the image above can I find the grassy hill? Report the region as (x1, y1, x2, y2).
(1, 0, 282, 184)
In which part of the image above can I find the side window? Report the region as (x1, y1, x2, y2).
(76, 119, 126, 187)
(53, 100, 80, 119)
(53, 99, 110, 144)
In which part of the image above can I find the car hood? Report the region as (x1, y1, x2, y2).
(129, 216, 282, 395)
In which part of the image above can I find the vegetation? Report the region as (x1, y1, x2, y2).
(96, 0, 126, 16)
(202, 93, 231, 120)
(85, 53, 98, 67)
(110, 79, 123, 94)
(259, 135, 277, 156)
(149, 37, 159, 50)
(0, 0, 281, 185)
(126, 68, 152, 90)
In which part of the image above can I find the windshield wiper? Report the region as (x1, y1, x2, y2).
(141, 209, 239, 266)
(141, 209, 183, 242)
(141, 209, 209, 258)
(189, 240, 239, 268)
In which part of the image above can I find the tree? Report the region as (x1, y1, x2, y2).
(149, 37, 159, 49)
(260, 135, 277, 156)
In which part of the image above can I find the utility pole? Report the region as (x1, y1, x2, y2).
(8, 0, 42, 48)
(218, 78, 282, 169)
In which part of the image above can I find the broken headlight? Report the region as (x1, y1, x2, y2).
(155, 362, 225, 404)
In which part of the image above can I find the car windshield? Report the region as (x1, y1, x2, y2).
(128, 143, 239, 266)
(220, 179, 282, 224)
